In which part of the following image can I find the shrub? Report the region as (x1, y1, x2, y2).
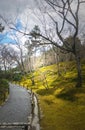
(13, 73, 22, 81)
(0, 79, 9, 103)
(0, 79, 9, 89)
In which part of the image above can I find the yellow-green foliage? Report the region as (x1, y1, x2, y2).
(19, 60, 85, 130)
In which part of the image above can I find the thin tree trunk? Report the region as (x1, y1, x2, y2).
(56, 53, 61, 76)
(31, 77, 35, 86)
(75, 54, 82, 87)
(29, 56, 35, 86)
(53, 47, 61, 76)
(3, 60, 7, 75)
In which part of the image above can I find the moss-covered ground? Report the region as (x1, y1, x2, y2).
(19, 59, 85, 130)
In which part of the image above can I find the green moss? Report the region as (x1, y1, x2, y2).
(18, 59, 85, 130)
(36, 88, 56, 96)
(56, 87, 78, 102)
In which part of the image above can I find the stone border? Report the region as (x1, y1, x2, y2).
(27, 90, 40, 130)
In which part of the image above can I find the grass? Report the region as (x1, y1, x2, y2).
(38, 86, 85, 130)
(19, 60, 85, 130)
(40, 97, 85, 130)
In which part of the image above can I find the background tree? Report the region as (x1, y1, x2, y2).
(30, 25, 40, 40)
(0, 23, 4, 32)
(25, 40, 35, 85)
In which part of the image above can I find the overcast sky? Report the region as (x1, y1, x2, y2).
(0, 0, 85, 45)
(0, 0, 35, 14)
(0, 0, 39, 45)
(0, 0, 38, 25)
(0, 0, 85, 29)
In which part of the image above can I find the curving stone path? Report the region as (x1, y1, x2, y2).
(0, 83, 31, 130)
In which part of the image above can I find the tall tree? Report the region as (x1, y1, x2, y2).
(32, 0, 85, 87)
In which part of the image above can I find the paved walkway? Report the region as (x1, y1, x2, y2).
(0, 83, 31, 130)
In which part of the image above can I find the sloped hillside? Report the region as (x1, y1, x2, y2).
(19, 59, 85, 130)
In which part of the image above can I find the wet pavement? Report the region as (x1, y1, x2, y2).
(0, 83, 31, 130)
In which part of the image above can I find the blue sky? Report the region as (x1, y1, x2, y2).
(0, 19, 23, 44)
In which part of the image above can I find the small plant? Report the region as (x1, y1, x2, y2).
(13, 73, 22, 82)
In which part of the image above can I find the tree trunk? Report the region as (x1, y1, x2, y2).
(53, 47, 61, 76)
(75, 54, 82, 87)
(56, 53, 61, 76)
(31, 77, 35, 86)
(3, 60, 7, 75)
